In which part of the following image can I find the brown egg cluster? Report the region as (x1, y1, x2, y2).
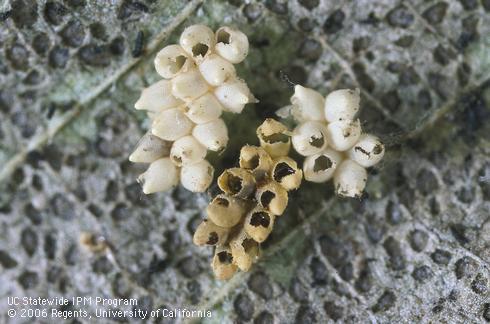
(193, 119, 303, 279)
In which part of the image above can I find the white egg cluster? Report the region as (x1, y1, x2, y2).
(129, 25, 255, 194)
(287, 85, 385, 198)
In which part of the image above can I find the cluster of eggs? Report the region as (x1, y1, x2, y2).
(127, 24, 387, 279)
(287, 85, 385, 198)
(193, 119, 302, 280)
(129, 25, 255, 193)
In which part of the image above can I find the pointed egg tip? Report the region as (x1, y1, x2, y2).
(249, 94, 259, 104)
(293, 84, 304, 92)
(275, 105, 292, 118)
(134, 98, 143, 110)
(137, 175, 150, 194)
(142, 181, 161, 194)
(236, 93, 249, 105)
(150, 128, 159, 137)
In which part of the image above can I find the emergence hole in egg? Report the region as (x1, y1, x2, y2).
(192, 43, 209, 57)
(217, 251, 233, 264)
(262, 132, 289, 144)
(313, 156, 333, 172)
(354, 146, 370, 156)
(260, 191, 275, 208)
(242, 238, 256, 252)
(215, 197, 229, 207)
(309, 135, 325, 148)
(250, 212, 270, 227)
(217, 30, 231, 44)
(172, 156, 182, 166)
(207, 232, 218, 245)
(373, 144, 383, 155)
(244, 154, 259, 170)
(273, 162, 295, 182)
(171, 55, 187, 73)
(227, 174, 243, 194)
